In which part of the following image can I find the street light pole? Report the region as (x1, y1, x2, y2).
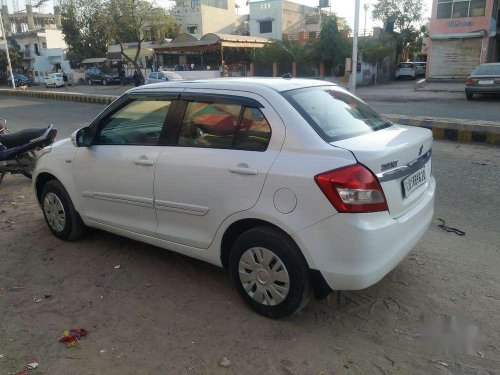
(350, 0, 360, 93)
(0, 12, 15, 89)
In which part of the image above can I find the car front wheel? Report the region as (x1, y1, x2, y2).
(229, 226, 311, 319)
(466, 92, 473, 100)
(41, 180, 86, 241)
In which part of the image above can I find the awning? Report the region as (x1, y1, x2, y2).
(430, 31, 486, 40)
(81, 57, 108, 64)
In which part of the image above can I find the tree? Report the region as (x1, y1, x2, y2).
(359, 33, 396, 64)
(314, 15, 352, 72)
(0, 49, 23, 74)
(100, 0, 179, 82)
(60, 0, 109, 67)
(372, 0, 426, 55)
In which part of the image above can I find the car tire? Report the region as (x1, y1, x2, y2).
(41, 180, 86, 241)
(466, 93, 473, 101)
(228, 226, 311, 319)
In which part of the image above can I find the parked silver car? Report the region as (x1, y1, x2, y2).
(145, 71, 184, 84)
(465, 63, 500, 100)
(414, 62, 427, 76)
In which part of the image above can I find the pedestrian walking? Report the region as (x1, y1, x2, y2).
(62, 71, 69, 90)
(133, 71, 142, 87)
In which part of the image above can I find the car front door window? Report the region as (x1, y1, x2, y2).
(95, 99, 171, 145)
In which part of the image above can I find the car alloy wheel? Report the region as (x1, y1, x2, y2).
(43, 192, 66, 232)
(238, 247, 290, 306)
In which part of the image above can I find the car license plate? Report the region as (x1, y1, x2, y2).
(402, 167, 426, 198)
(478, 80, 494, 85)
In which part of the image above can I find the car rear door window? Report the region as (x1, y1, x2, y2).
(95, 99, 171, 145)
(235, 107, 271, 151)
(178, 101, 242, 149)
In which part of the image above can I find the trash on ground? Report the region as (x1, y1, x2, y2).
(145, 282, 152, 288)
(26, 360, 39, 369)
(478, 351, 484, 358)
(0, 354, 3, 358)
(114, 265, 121, 269)
(100, 349, 106, 354)
(33, 295, 42, 303)
(58, 328, 88, 348)
(437, 219, 465, 236)
(219, 356, 231, 368)
(437, 361, 449, 367)
(14, 369, 29, 375)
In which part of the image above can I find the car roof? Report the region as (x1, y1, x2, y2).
(131, 77, 334, 94)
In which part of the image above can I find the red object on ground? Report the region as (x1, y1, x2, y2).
(58, 328, 88, 347)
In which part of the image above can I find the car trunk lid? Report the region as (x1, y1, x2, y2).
(331, 125, 433, 218)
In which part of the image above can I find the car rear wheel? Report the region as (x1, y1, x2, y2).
(229, 226, 311, 319)
(41, 180, 86, 241)
(466, 93, 473, 100)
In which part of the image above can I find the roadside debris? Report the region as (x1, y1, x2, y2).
(145, 282, 153, 288)
(114, 265, 121, 269)
(478, 351, 485, 358)
(437, 219, 465, 236)
(58, 328, 88, 348)
(26, 360, 39, 369)
(219, 356, 231, 368)
(33, 295, 42, 303)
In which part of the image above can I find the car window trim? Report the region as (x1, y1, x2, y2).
(180, 93, 264, 108)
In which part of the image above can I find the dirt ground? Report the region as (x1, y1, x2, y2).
(1, 141, 499, 375)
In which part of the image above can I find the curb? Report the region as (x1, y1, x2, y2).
(385, 114, 500, 146)
(0, 88, 117, 105)
(0, 89, 498, 146)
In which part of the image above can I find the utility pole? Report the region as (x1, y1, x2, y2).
(349, 0, 360, 93)
(363, 3, 369, 37)
(0, 12, 15, 89)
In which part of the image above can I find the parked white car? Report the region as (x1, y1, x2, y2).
(395, 62, 417, 80)
(45, 73, 65, 88)
(414, 62, 427, 76)
(145, 71, 183, 84)
(33, 78, 435, 318)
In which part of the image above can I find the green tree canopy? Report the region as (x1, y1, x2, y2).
(100, 0, 179, 81)
(372, 0, 426, 55)
(315, 15, 351, 70)
(60, 0, 109, 67)
(0, 49, 24, 74)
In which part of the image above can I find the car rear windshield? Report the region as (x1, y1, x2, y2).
(283, 86, 393, 142)
(398, 63, 414, 69)
(472, 65, 500, 76)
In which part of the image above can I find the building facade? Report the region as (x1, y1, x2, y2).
(427, 0, 500, 79)
(173, 0, 238, 35)
(249, 0, 323, 41)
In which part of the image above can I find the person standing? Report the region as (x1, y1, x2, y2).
(133, 71, 142, 87)
(62, 71, 69, 90)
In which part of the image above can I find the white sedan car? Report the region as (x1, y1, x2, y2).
(145, 71, 183, 84)
(45, 73, 65, 88)
(33, 78, 435, 318)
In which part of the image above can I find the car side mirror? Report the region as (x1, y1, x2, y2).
(71, 127, 93, 147)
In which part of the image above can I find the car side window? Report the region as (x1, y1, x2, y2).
(95, 99, 171, 146)
(235, 107, 272, 151)
(178, 101, 242, 149)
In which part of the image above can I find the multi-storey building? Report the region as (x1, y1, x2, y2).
(173, 0, 238, 35)
(427, 0, 500, 79)
(249, 0, 325, 41)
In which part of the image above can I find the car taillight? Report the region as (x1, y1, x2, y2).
(466, 79, 474, 86)
(315, 164, 388, 213)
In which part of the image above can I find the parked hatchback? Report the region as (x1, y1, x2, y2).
(465, 63, 500, 100)
(7, 74, 31, 87)
(145, 71, 183, 84)
(395, 62, 417, 80)
(33, 78, 435, 318)
(45, 73, 65, 88)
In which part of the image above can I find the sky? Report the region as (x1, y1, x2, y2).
(7, 0, 434, 30)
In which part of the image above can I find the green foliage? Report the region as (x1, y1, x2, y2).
(359, 33, 396, 64)
(0, 49, 24, 72)
(60, 0, 108, 67)
(372, 0, 426, 54)
(100, 0, 179, 79)
(315, 15, 351, 68)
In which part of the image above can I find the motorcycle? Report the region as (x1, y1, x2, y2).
(0, 118, 57, 186)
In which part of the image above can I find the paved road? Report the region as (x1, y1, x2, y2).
(358, 81, 500, 122)
(1, 99, 499, 374)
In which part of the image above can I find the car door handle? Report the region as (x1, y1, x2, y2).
(134, 157, 155, 166)
(229, 165, 258, 175)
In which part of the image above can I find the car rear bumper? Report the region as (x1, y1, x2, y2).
(292, 176, 435, 290)
(465, 85, 500, 94)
